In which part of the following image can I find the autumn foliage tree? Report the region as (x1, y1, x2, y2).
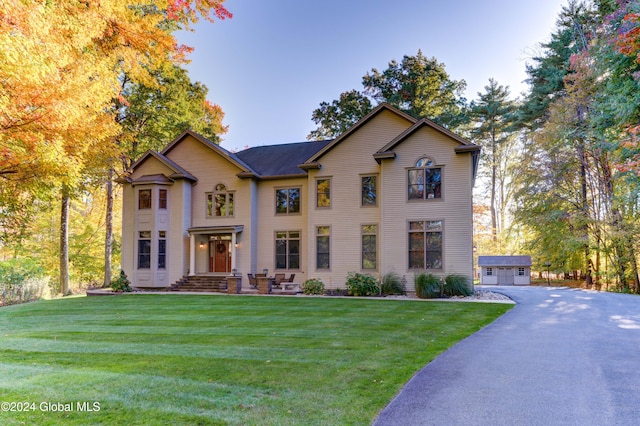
(613, 3, 640, 174)
(512, 0, 640, 291)
(1, 1, 120, 183)
(2, 0, 232, 177)
(1, 0, 231, 294)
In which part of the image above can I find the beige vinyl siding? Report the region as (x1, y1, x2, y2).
(164, 135, 254, 278)
(255, 177, 308, 281)
(129, 158, 175, 180)
(167, 180, 192, 283)
(306, 109, 411, 288)
(120, 184, 135, 285)
(121, 109, 476, 291)
(164, 135, 246, 226)
(381, 126, 474, 288)
(123, 173, 194, 287)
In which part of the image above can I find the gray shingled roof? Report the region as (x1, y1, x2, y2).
(235, 140, 332, 177)
(478, 256, 532, 267)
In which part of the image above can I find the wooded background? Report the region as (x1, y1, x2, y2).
(1, 0, 639, 296)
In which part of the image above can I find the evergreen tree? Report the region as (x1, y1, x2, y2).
(470, 79, 517, 247)
(309, 50, 468, 139)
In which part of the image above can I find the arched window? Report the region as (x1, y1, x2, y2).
(415, 157, 433, 168)
(408, 157, 441, 200)
(206, 183, 234, 217)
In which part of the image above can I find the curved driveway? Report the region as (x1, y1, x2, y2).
(374, 286, 640, 425)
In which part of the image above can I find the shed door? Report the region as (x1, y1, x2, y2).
(498, 267, 514, 285)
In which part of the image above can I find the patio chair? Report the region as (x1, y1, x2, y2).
(283, 274, 300, 292)
(273, 273, 286, 289)
(247, 273, 257, 289)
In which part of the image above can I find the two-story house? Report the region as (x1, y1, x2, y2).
(119, 103, 480, 291)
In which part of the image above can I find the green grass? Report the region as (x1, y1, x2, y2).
(0, 295, 512, 425)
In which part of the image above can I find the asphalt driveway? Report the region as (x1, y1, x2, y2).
(374, 286, 640, 425)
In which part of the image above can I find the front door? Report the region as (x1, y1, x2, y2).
(210, 240, 231, 273)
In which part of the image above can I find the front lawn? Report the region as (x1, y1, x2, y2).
(0, 295, 511, 425)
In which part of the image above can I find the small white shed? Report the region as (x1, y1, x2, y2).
(478, 256, 532, 286)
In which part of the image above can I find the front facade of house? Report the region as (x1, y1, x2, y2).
(478, 256, 532, 286)
(119, 104, 480, 290)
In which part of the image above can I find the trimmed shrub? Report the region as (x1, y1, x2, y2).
(301, 278, 325, 295)
(380, 272, 405, 295)
(345, 272, 380, 296)
(414, 273, 443, 299)
(443, 274, 473, 297)
(110, 270, 132, 292)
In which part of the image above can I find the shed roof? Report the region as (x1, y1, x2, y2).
(478, 256, 532, 267)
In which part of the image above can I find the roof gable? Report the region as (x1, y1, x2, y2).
(376, 118, 479, 156)
(303, 103, 417, 165)
(161, 129, 257, 178)
(128, 150, 197, 183)
(478, 256, 533, 267)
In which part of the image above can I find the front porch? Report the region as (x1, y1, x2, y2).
(187, 225, 243, 276)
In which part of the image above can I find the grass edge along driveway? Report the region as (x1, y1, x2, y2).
(0, 295, 512, 425)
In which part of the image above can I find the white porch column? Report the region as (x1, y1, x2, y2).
(231, 232, 237, 271)
(189, 234, 196, 276)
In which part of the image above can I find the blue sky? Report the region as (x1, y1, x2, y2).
(177, 0, 567, 151)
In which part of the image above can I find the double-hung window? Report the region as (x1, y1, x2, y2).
(361, 224, 377, 270)
(408, 220, 443, 270)
(408, 157, 441, 200)
(158, 231, 167, 269)
(138, 189, 151, 209)
(316, 226, 330, 270)
(316, 178, 331, 208)
(138, 231, 151, 269)
(361, 175, 377, 206)
(275, 231, 300, 270)
(159, 189, 167, 209)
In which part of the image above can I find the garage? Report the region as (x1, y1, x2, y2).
(478, 256, 532, 286)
